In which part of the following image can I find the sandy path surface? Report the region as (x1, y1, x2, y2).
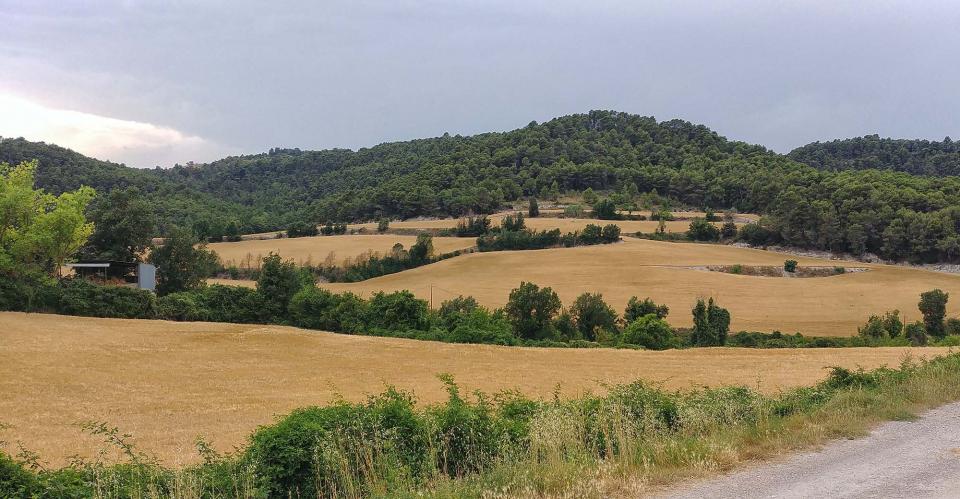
(660, 401, 960, 499)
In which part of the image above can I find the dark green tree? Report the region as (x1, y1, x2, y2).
(257, 253, 307, 319)
(690, 297, 730, 346)
(81, 187, 156, 262)
(570, 292, 618, 341)
(624, 296, 669, 322)
(622, 314, 678, 350)
(528, 197, 540, 218)
(148, 228, 219, 296)
(593, 198, 619, 220)
(688, 218, 720, 241)
(919, 289, 949, 339)
(505, 282, 561, 340)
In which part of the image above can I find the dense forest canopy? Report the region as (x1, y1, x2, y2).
(4, 110, 960, 263)
(789, 135, 960, 176)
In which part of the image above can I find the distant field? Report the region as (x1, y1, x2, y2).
(0, 312, 944, 465)
(208, 234, 475, 268)
(301, 239, 960, 336)
(350, 211, 747, 233)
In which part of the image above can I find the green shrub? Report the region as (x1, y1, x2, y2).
(157, 292, 209, 321)
(783, 260, 798, 273)
(621, 314, 678, 350)
(367, 290, 430, 332)
(56, 278, 157, 319)
(290, 286, 369, 333)
(687, 218, 720, 241)
(0, 452, 39, 498)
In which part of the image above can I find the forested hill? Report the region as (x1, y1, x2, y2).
(789, 135, 960, 176)
(5, 110, 960, 263)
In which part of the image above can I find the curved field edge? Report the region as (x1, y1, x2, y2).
(211, 237, 960, 337)
(4, 346, 960, 498)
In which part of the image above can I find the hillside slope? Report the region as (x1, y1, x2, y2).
(5, 111, 960, 262)
(789, 135, 960, 176)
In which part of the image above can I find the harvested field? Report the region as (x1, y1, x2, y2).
(302, 238, 960, 336)
(208, 234, 475, 268)
(351, 213, 743, 234)
(0, 312, 947, 466)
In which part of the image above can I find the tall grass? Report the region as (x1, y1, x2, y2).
(4, 353, 960, 498)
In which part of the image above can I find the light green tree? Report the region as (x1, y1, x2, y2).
(0, 160, 95, 275)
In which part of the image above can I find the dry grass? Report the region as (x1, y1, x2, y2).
(285, 238, 960, 336)
(207, 234, 475, 268)
(350, 213, 742, 234)
(0, 311, 947, 466)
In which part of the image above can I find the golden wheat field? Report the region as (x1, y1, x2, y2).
(350, 212, 744, 234)
(267, 238, 960, 337)
(0, 312, 946, 466)
(207, 234, 475, 268)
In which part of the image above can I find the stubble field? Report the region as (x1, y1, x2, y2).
(0, 312, 946, 466)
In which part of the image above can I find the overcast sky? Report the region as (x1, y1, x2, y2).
(1, 0, 959, 168)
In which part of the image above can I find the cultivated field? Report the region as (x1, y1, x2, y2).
(0, 312, 946, 466)
(302, 238, 960, 336)
(208, 234, 475, 268)
(350, 212, 746, 234)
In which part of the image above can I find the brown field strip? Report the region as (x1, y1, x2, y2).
(299, 239, 960, 336)
(350, 214, 742, 234)
(0, 312, 948, 466)
(208, 234, 475, 268)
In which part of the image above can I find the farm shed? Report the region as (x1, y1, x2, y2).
(66, 261, 156, 292)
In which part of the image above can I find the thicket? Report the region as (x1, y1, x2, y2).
(477, 215, 621, 251)
(6, 354, 960, 497)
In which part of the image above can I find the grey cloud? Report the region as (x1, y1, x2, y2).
(1, 0, 959, 166)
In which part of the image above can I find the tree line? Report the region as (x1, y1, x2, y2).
(8, 111, 960, 263)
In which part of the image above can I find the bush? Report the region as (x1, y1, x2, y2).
(157, 292, 208, 321)
(570, 292, 619, 341)
(919, 289, 949, 339)
(621, 314, 678, 350)
(377, 219, 390, 233)
(258, 253, 309, 320)
(367, 290, 430, 332)
(528, 197, 539, 218)
(593, 198, 619, 220)
(906, 321, 928, 346)
(601, 224, 621, 243)
(505, 282, 561, 340)
(56, 278, 157, 319)
(287, 222, 318, 238)
(624, 296, 669, 322)
(738, 223, 774, 246)
(248, 389, 429, 497)
(290, 286, 369, 333)
(501, 213, 526, 232)
(580, 224, 602, 244)
(947, 318, 960, 336)
(564, 204, 584, 218)
(783, 260, 798, 273)
(455, 216, 491, 237)
(687, 218, 720, 241)
(721, 221, 738, 239)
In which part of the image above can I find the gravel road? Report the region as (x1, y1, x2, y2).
(659, 401, 960, 499)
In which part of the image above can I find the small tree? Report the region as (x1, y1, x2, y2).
(408, 234, 434, 264)
(528, 197, 540, 218)
(624, 296, 669, 322)
(882, 310, 904, 338)
(505, 282, 561, 340)
(690, 297, 730, 346)
(377, 219, 390, 233)
(501, 213, 526, 232)
(82, 186, 155, 262)
(582, 188, 598, 205)
(905, 321, 928, 346)
(783, 260, 798, 273)
(593, 198, 619, 220)
(721, 221, 738, 239)
(688, 218, 720, 241)
(580, 224, 602, 244)
(622, 314, 678, 350)
(570, 292, 618, 341)
(149, 228, 219, 295)
(919, 289, 949, 339)
(946, 317, 960, 337)
(257, 253, 307, 319)
(600, 224, 621, 243)
(858, 314, 887, 339)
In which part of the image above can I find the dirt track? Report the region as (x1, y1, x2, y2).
(661, 401, 960, 498)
